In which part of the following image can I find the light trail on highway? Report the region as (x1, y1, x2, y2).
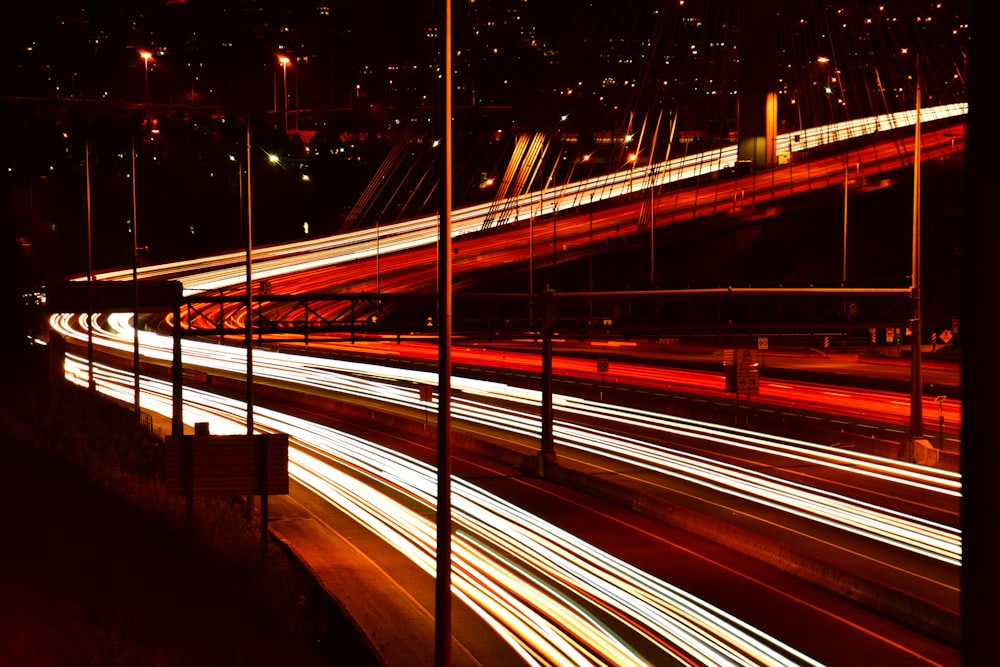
(61, 353, 823, 667)
(48, 106, 965, 663)
(82, 103, 966, 298)
(307, 339, 962, 442)
(52, 312, 961, 570)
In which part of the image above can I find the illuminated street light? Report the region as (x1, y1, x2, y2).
(139, 50, 153, 105)
(279, 55, 291, 134)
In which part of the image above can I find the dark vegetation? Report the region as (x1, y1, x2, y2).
(0, 350, 379, 667)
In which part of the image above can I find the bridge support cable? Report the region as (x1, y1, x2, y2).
(344, 126, 415, 230)
(377, 143, 434, 223)
(482, 133, 529, 229)
(638, 108, 665, 232)
(519, 133, 551, 219)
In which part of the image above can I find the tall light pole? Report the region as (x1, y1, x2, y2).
(842, 156, 849, 284)
(132, 139, 141, 423)
(908, 54, 924, 462)
(85, 137, 95, 392)
(139, 51, 152, 105)
(279, 56, 290, 134)
(245, 119, 254, 440)
(434, 2, 453, 665)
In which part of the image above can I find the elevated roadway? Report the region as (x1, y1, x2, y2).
(48, 107, 967, 664)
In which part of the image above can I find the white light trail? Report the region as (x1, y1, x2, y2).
(52, 313, 961, 569)
(75, 104, 966, 297)
(63, 354, 822, 667)
(49, 105, 965, 663)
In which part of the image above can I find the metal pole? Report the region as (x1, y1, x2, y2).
(434, 2, 454, 664)
(647, 109, 663, 286)
(237, 161, 243, 249)
(589, 206, 593, 319)
(654, 112, 678, 286)
(171, 287, 183, 436)
(85, 138, 95, 392)
(540, 287, 554, 470)
(132, 139, 141, 422)
(529, 215, 535, 332)
(937, 396, 945, 449)
(245, 119, 258, 522)
(909, 57, 923, 461)
(282, 62, 289, 135)
(842, 156, 848, 284)
(245, 118, 255, 438)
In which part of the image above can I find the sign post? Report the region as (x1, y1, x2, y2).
(165, 432, 289, 561)
(597, 358, 609, 401)
(726, 348, 760, 425)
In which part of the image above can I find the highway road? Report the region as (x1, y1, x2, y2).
(51, 309, 961, 662)
(85, 103, 966, 298)
(49, 108, 966, 664)
(57, 351, 959, 665)
(284, 337, 962, 452)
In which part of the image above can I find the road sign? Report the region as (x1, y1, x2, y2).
(757, 337, 768, 350)
(597, 358, 609, 374)
(725, 348, 760, 394)
(737, 348, 760, 394)
(164, 433, 289, 496)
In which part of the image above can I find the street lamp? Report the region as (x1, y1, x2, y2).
(131, 139, 141, 423)
(139, 51, 152, 105)
(908, 53, 925, 461)
(278, 56, 291, 134)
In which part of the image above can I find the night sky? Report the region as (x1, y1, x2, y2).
(0, 1, 969, 332)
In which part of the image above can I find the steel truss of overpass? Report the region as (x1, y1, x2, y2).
(49, 280, 915, 342)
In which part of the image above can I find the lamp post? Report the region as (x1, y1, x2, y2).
(139, 51, 152, 105)
(244, 120, 255, 437)
(908, 54, 924, 462)
(842, 155, 849, 284)
(85, 137, 95, 392)
(434, 2, 454, 664)
(278, 56, 290, 134)
(132, 139, 141, 423)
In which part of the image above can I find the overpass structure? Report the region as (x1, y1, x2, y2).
(44, 103, 968, 665)
(83, 102, 965, 297)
